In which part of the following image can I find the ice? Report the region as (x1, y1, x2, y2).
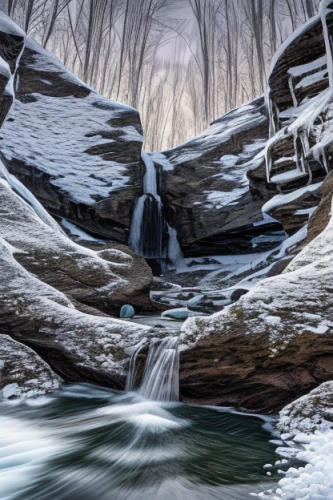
(61, 219, 105, 243)
(262, 429, 333, 499)
(295, 69, 328, 89)
(288, 55, 327, 77)
(262, 182, 323, 213)
(270, 169, 306, 184)
(0, 11, 25, 37)
(0, 161, 63, 232)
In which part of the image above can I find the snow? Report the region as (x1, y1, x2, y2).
(219, 154, 239, 167)
(276, 225, 308, 259)
(167, 101, 266, 165)
(262, 182, 323, 213)
(257, 429, 333, 499)
(268, 14, 321, 79)
(0, 56, 11, 80)
(270, 169, 307, 184)
(0, 11, 25, 37)
(0, 92, 141, 204)
(295, 69, 328, 89)
(321, 0, 333, 86)
(180, 195, 333, 349)
(61, 219, 105, 243)
(0, 39, 143, 206)
(148, 152, 174, 171)
(0, 160, 62, 232)
(288, 56, 327, 77)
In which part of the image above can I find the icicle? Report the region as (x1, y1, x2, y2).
(138, 337, 179, 402)
(321, 0, 333, 87)
(288, 75, 298, 107)
(265, 85, 276, 138)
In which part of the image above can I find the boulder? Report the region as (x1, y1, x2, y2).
(0, 37, 143, 244)
(0, 172, 153, 316)
(179, 200, 333, 413)
(0, 234, 151, 388)
(154, 97, 279, 257)
(162, 308, 191, 321)
(120, 305, 135, 319)
(0, 335, 61, 400)
(278, 381, 333, 435)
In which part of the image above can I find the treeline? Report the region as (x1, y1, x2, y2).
(3, 0, 321, 150)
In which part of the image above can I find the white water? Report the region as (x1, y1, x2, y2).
(128, 152, 163, 258)
(127, 337, 180, 402)
(125, 341, 146, 392)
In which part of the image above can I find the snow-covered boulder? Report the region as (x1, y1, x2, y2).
(0, 168, 153, 316)
(278, 381, 333, 435)
(179, 194, 333, 412)
(0, 34, 143, 244)
(0, 234, 151, 388)
(0, 335, 61, 400)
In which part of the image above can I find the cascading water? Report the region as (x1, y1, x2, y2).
(167, 224, 188, 272)
(129, 152, 163, 259)
(127, 337, 180, 402)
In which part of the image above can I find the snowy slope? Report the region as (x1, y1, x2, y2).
(0, 37, 144, 243)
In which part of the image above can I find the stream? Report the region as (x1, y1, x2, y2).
(0, 384, 279, 500)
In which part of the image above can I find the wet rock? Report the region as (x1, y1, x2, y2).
(162, 308, 190, 321)
(230, 288, 249, 303)
(120, 305, 135, 319)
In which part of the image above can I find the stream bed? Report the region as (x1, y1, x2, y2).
(0, 384, 280, 500)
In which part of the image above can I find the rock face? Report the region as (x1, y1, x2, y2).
(278, 381, 333, 434)
(0, 37, 144, 244)
(177, 3, 333, 413)
(0, 335, 61, 400)
(179, 203, 333, 412)
(0, 13, 154, 396)
(0, 172, 153, 315)
(154, 97, 280, 257)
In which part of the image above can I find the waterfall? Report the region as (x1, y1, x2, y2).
(128, 152, 163, 259)
(126, 337, 179, 402)
(125, 341, 146, 392)
(167, 224, 187, 272)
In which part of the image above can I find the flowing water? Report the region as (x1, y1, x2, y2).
(0, 385, 279, 500)
(129, 152, 163, 259)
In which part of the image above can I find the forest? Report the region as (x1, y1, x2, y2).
(3, 0, 321, 150)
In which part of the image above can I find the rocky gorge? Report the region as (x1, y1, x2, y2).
(0, 0, 333, 447)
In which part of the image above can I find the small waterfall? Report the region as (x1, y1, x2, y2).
(167, 224, 187, 272)
(125, 341, 146, 392)
(126, 337, 179, 402)
(129, 152, 163, 259)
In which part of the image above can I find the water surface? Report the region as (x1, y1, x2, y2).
(0, 384, 278, 500)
